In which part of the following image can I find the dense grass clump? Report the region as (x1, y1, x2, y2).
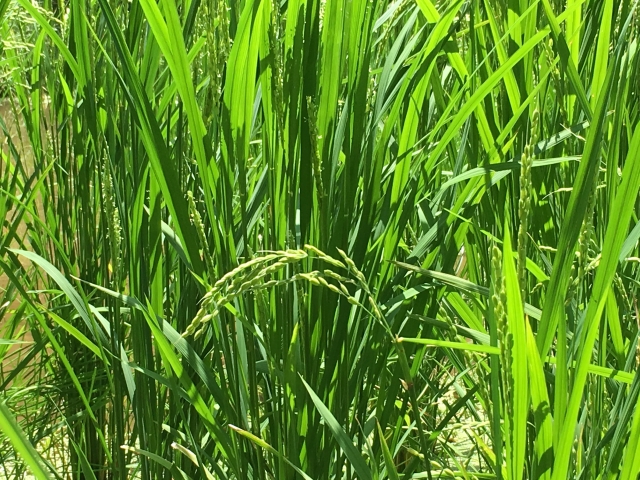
(1, 0, 640, 478)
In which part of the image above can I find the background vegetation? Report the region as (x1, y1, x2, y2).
(1, 0, 640, 478)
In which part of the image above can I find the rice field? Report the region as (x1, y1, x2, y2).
(1, 0, 640, 479)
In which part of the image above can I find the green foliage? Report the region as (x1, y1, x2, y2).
(1, 0, 639, 478)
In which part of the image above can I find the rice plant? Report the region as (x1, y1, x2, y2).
(1, 0, 639, 478)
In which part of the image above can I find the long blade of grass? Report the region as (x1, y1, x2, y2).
(301, 376, 372, 480)
(525, 320, 553, 480)
(536, 35, 621, 358)
(552, 124, 640, 480)
(502, 227, 528, 480)
(397, 337, 500, 355)
(229, 425, 315, 480)
(0, 402, 54, 480)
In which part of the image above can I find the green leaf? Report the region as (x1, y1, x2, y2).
(9, 249, 109, 347)
(525, 321, 553, 480)
(376, 421, 400, 480)
(0, 338, 32, 345)
(502, 227, 528, 480)
(301, 376, 372, 480)
(0, 402, 54, 480)
(552, 124, 640, 480)
(15, 0, 83, 84)
(536, 33, 621, 358)
(397, 337, 500, 355)
(93, 0, 205, 275)
(229, 425, 315, 480)
(45, 309, 104, 360)
(618, 385, 640, 480)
